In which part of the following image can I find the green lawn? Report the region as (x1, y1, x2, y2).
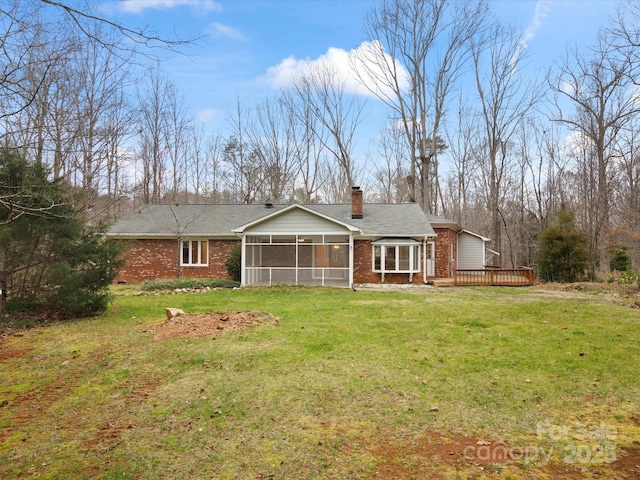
(1, 285, 639, 479)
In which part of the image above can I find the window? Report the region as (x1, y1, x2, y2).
(181, 240, 208, 266)
(372, 243, 420, 272)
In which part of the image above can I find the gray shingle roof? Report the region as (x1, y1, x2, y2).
(107, 203, 451, 238)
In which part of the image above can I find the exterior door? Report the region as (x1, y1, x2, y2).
(426, 241, 435, 277)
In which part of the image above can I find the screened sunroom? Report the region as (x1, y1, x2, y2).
(243, 234, 350, 287)
(233, 205, 359, 287)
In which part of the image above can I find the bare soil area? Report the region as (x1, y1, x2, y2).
(148, 310, 280, 340)
(533, 281, 640, 307)
(534, 281, 638, 296)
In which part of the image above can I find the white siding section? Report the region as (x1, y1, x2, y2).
(246, 208, 350, 234)
(457, 232, 486, 269)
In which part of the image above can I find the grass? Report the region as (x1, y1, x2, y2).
(0, 285, 639, 479)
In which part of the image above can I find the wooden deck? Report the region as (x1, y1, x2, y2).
(454, 267, 535, 286)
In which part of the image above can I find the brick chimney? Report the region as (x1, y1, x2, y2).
(351, 186, 363, 219)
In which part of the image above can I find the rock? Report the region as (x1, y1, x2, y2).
(166, 307, 185, 319)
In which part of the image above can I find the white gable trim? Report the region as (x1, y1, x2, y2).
(459, 229, 491, 242)
(232, 204, 361, 234)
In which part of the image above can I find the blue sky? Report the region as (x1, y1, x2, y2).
(101, 0, 622, 137)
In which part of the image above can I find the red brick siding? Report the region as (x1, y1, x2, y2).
(115, 232, 457, 284)
(353, 239, 377, 283)
(433, 228, 457, 278)
(114, 238, 238, 284)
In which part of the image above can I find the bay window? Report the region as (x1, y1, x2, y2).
(372, 239, 420, 275)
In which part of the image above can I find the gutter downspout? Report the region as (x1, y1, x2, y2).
(349, 234, 354, 288)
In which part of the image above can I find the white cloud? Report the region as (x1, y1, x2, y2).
(510, 0, 552, 67)
(206, 22, 248, 41)
(195, 108, 221, 123)
(559, 79, 576, 97)
(562, 130, 592, 159)
(117, 0, 221, 14)
(258, 41, 409, 99)
(521, 0, 552, 49)
(260, 55, 312, 89)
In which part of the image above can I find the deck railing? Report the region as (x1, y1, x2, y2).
(454, 267, 535, 286)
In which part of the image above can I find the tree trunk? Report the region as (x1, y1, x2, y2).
(0, 270, 8, 317)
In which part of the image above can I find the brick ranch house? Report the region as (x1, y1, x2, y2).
(107, 187, 491, 287)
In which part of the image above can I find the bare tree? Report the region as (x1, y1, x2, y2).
(609, 0, 640, 59)
(224, 99, 264, 204)
(294, 62, 365, 202)
(356, 0, 487, 213)
(39, 0, 194, 56)
(101, 89, 135, 221)
(72, 26, 135, 218)
(505, 120, 564, 268)
(1, 0, 191, 134)
(204, 132, 227, 203)
(0, 1, 53, 125)
(282, 88, 327, 203)
(135, 67, 171, 204)
(443, 101, 482, 226)
(610, 116, 640, 269)
(550, 28, 640, 276)
(185, 123, 208, 203)
(471, 21, 543, 264)
(372, 125, 411, 203)
(164, 83, 191, 203)
(247, 95, 302, 203)
(1, 7, 136, 221)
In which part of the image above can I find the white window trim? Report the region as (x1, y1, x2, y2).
(372, 244, 421, 274)
(180, 239, 209, 267)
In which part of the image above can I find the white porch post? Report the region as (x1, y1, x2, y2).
(240, 234, 246, 286)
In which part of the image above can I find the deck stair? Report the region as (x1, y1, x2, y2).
(430, 278, 456, 288)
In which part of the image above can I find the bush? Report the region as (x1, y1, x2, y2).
(537, 205, 590, 283)
(141, 278, 239, 292)
(225, 244, 242, 282)
(0, 151, 124, 317)
(610, 245, 631, 272)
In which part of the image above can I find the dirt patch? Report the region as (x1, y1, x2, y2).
(78, 373, 161, 453)
(535, 282, 639, 302)
(612, 447, 640, 478)
(349, 428, 640, 479)
(0, 344, 113, 443)
(363, 431, 525, 478)
(148, 310, 280, 340)
(0, 346, 33, 361)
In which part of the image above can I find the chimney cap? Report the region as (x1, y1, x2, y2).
(265, 203, 273, 208)
(352, 186, 361, 190)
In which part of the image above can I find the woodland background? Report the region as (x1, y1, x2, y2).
(2, 0, 640, 279)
